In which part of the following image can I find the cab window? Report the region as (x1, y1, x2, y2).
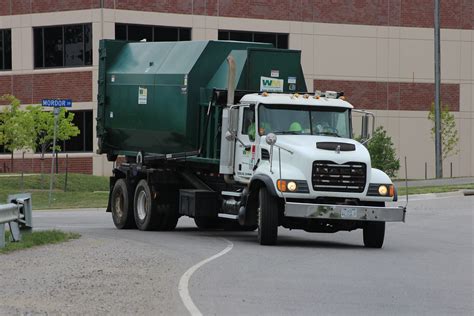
(242, 107, 256, 141)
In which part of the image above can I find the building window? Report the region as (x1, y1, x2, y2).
(115, 23, 191, 42)
(0, 144, 9, 154)
(61, 110, 93, 153)
(34, 24, 92, 68)
(0, 29, 12, 70)
(218, 30, 288, 49)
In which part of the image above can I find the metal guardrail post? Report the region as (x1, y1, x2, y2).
(0, 203, 20, 248)
(8, 193, 33, 229)
(0, 193, 32, 248)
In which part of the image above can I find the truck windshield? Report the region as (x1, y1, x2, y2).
(258, 104, 351, 138)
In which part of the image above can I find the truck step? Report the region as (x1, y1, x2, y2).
(217, 213, 238, 220)
(221, 191, 243, 197)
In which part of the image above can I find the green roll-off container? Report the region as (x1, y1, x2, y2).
(97, 40, 307, 162)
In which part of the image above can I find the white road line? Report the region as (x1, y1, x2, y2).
(178, 238, 234, 316)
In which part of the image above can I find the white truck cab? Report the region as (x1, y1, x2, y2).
(220, 91, 406, 247)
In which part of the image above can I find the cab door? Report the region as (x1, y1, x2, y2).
(234, 105, 256, 182)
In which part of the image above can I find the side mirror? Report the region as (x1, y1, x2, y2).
(361, 114, 369, 141)
(225, 130, 235, 141)
(266, 133, 277, 146)
(353, 110, 375, 145)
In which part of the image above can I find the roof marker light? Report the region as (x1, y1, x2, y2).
(325, 91, 338, 99)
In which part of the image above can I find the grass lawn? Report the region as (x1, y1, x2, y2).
(0, 173, 109, 210)
(1, 229, 80, 254)
(397, 183, 474, 196)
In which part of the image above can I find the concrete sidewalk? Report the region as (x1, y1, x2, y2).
(394, 177, 474, 188)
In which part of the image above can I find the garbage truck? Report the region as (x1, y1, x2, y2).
(97, 39, 406, 247)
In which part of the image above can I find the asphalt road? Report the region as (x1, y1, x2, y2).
(1, 194, 472, 315)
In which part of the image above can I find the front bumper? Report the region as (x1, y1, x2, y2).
(284, 202, 406, 222)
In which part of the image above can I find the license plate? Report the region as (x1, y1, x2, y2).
(341, 207, 358, 218)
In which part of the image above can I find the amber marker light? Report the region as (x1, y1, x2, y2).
(389, 185, 395, 197)
(277, 180, 287, 192)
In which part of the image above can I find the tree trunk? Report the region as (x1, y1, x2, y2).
(41, 150, 45, 188)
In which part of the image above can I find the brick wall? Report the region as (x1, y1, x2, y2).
(0, 1, 471, 29)
(0, 156, 93, 174)
(104, 0, 473, 30)
(314, 80, 460, 112)
(0, 0, 101, 15)
(0, 71, 92, 105)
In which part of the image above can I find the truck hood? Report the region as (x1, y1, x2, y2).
(264, 135, 371, 166)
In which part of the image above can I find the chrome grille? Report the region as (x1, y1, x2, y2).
(312, 161, 366, 193)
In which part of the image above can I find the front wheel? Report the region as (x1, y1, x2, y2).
(257, 187, 279, 245)
(363, 222, 385, 248)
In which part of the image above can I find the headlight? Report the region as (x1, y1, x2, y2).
(277, 179, 309, 193)
(287, 181, 297, 192)
(368, 184, 395, 197)
(378, 185, 388, 196)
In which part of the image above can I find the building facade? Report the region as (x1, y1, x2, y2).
(0, 0, 472, 179)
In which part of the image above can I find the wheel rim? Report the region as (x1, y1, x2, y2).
(114, 193, 124, 219)
(137, 190, 148, 221)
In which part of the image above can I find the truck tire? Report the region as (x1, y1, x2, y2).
(111, 179, 135, 229)
(133, 179, 162, 231)
(363, 222, 385, 248)
(194, 217, 219, 230)
(258, 186, 279, 245)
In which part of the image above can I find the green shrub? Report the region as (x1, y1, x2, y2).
(364, 126, 400, 178)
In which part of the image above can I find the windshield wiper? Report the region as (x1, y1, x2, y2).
(316, 132, 341, 137)
(272, 131, 301, 135)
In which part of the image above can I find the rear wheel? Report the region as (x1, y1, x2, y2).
(363, 222, 385, 248)
(111, 179, 135, 229)
(257, 187, 279, 245)
(134, 180, 161, 231)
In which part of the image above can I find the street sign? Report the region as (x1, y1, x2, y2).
(42, 99, 72, 205)
(42, 99, 72, 107)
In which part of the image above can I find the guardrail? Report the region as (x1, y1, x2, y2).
(0, 193, 33, 248)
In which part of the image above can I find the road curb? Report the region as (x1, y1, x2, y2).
(34, 208, 106, 212)
(397, 190, 465, 201)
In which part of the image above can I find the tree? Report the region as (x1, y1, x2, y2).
(0, 95, 37, 171)
(364, 126, 400, 178)
(428, 102, 459, 159)
(27, 105, 80, 159)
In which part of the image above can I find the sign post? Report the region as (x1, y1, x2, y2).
(42, 99, 72, 206)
